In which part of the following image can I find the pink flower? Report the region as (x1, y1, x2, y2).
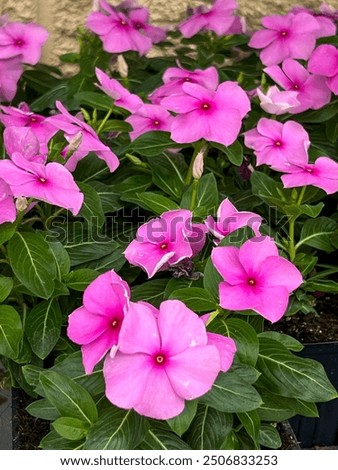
(149, 63, 219, 104)
(0, 178, 16, 224)
(264, 59, 331, 113)
(256, 85, 300, 115)
(0, 56, 23, 102)
(128, 7, 166, 43)
(0, 22, 48, 65)
(0, 153, 84, 215)
(3, 127, 47, 164)
(86, 0, 152, 55)
(95, 68, 143, 113)
(205, 198, 262, 242)
(103, 300, 223, 419)
(0, 103, 57, 154)
(244, 118, 310, 171)
(281, 156, 338, 195)
(248, 13, 319, 66)
(124, 209, 206, 278)
(67, 271, 130, 374)
(46, 101, 119, 172)
(179, 0, 240, 38)
(308, 45, 338, 95)
(212, 237, 303, 322)
(126, 104, 173, 141)
(161, 81, 250, 146)
(291, 6, 336, 38)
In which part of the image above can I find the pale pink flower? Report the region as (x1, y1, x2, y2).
(244, 118, 310, 171)
(149, 63, 219, 104)
(124, 209, 206, 278)
(0, 153, 83, 215)
(0, 22, 48, 65)
(0, 56, 23, 102)
(104, 300, 223, 419)
(308, 45, 338, 95)
(212, 237, 303, 322)
(205, 198, 262, 242)
(46, 101, 120, 172)
(86, 0, 152, 55)
(67, 270, 130, 374)
(256, 85, 300, 115)
(162, 81, 250, 146)
(95, 68, 143, 112)
(179, 0, 241, 38)
(264, 59, 331, 113)
(126, 104, 174, 141)
(248, 13, 319, 66)
(0, 103, 57, 154)
(0, 178, 16, 224)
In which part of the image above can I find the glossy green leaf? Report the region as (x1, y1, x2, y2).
(128, 131, 184, 156)
(26, 398, 61, 421)
(77, 182, 105, 229)
(237, 410, 260, 447)
(131, 279, 168, 307)
(48, 241, 71, 278)
(0, 276, 13, 302)
(203, 256, 222, 301)
(297, 217, 337, 252)
(0, 305, 23, 359)
(167, 400, 197, 437)
(139, 426, 191, 450)
(213, 141, 243, 166)
(53, 417, 89, 441)
(39, 430, 84, 450)
(181, 173, 218, 217)
(64, 269, 99, 291)
(258, 331, 303, 352)
(74, 91, 113, 111)
(125, 192, 180, 214)
(0, 223, 16, 245)
(169, 287, 216, 312)
(148, 153, 187, 199)
(259, 424, 281, 449)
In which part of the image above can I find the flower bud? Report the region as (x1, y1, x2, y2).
(192, 146, 206, 180)
(15, 197, 28, 212)
(117, 55, 128, 78)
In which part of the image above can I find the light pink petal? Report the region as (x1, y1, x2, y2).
(281, 59, 308, 85)
(67, 306, 110, 345)
(302, 75, 331, 110)
(261, 14, 291, 30)
(86, 12, 115, 35)
(3, 126, 40, 158)
(264, 64, 292, 89)
(328, 75, 338, 95)
(206, 108, 243, 146)
(290, 12, 320, 36)
(259, 256, 303, 292)
(211, 246, 247, 285)
(260, 39, 290, 66)
(219, 282, 260, 311)
(118, 301, 160, 355)
(257, 118, 282, 140)
(81, 330, 117, 374)
(308, 45, 338, 77)
(0, 197, 16, 224)
(281, 171, 316, 189)
(238, 236, 278, 275)
(166, 345, 220, 400)
(287, 34, 316, 61)
(0, 56, 23, 102)
(314, 16, 336, 38)
(206, 333, 237, 372)
(179, 15, 208, 38)
(124, 239, 175, 278)
(170, 111, 210, 144)
(161, 94, 199, 113)
(254, 285, 290, 323)
(158, 300, 208, 356)
(216, 81, 251, 119)
(248, 29, 278, 48)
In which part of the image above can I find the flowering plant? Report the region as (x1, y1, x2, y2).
(0, 0, 337, 450)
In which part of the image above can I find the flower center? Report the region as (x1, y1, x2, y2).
(154, 354, 166, 365)
(15, 39, 24, 46)
(120, 20, 127, 26)
(39, 177, 46, 183)
(280, 30, 288, 37)
(111, 319, 119, 328)
(30, 117, 37, 123)
(248, 278, 256, 286)
(306, 167, 313, 173)
(160, 243, 168, 250)
(274, 140, 282, 147)
(201, 102, 210, 110)
(184, 77, 191, 82)
(153, 120, 160, 126)
(135, 23, 143, 29)
(292, 84, 299, 90)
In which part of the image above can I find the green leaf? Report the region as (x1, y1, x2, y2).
(251, 172, 292, 211)
(169, 287, 216, 312)
(113, 174, 152, 194)
(199, 370, 262, 413)
(39, 430, 84, 450)
(185, 405, 233, 450)
(237, 410, 260, 447)
(101, 119, 132, 133)
(257, 337, 337, 402)
(148, 153, 187, 199)
(75, 91, 113, 111)
(128, 131, 184, 157)
(8, 232, 57, 298)
(122, 191, 179, 215)
(259, 424, 281, 449)
(26, 398, 61, 421)
(0, 305, 23, 359)
(64, 269, 99, 291)
(77, 182, 105, 229)
(139, 426, 191, 450)
(25, 299, 62, 360)
(89, 181, 122, 213)
(181, 173, 218, 217)
(293, 252, 318, 276)
(258, 332, 303, 352)
(40, 371, 98, 424)
(84, 408, 147, 450)
(305, 279, 338, 293)
(53, 417, 89, 441)
(131, 279, 168, 307)
(77, 247, 126, 273)
(48, 241, 71, 278)
(297, 217, 337, 252)
(294, 99, 338, 123)
(203, 256, 222, 301)
(257, 389, 318, 422)
(167, 400, 197, 437)
(0, 276, 13, 302)
(0, 223, 16, 245)
(213, 141, 243, 166)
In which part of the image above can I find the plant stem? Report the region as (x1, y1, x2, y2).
(96, 108, 113, 135)
(190, 179, 199, 211)
(287, 186, 307, 261)
(184, 141, 205, 186)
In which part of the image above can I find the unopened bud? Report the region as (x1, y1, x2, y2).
(117, 55, 128, 78)
(126, 153, 148, 168)
(16, 197, 28, 212)
(68, 132, 83, 153)
(192, 146, 206, 180)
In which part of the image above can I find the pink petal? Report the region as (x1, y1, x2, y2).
(67, 306, 110, 345)
(158, 300, 208, 356)
(124, 239, 175, 278)
(179, 15, 208, 38)
(249, 29, 278, 48)
(216, 81, 251, 119)
(281, 171, 316, 189)
(308, 45, 338, 77)
(161, 93, 199, 113)
(302, 75, 331, 110)
(287, 34, 316, 61)
(0, 197, 16, 224)
(290, 12, 320, 36)
(219, 282, 260, 311)
(261, 14, 291, 31)
(238, 236, 278, 275)
(170, 111, 210, 144)
(82, 330, 117, 374)
(259, 256, 303, 292)
(211, 246, 247, 285)
(328, 74, 338, 95)
(264, 65, 293, 89)
(257, 118, 283, 140)
(260, 39, 290, 66)
(254, 285, 290, 322)
(86, 12, 115, 35)
(206, 333, 237, 372)
(282, 59, 309, 85)
(166, 345, 220, 400)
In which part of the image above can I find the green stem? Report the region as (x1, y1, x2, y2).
(287, 186, 307, 261)
(184, 141, 205, 186)
(96, 108, 113, 135)
(190, 179, 199, 211)
(297, 186, 307, 206)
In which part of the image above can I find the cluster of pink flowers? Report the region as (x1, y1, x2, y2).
(0, 17, 48, 102)
(87, 0, 166, 56)
(67, 270, 237, 419)
(244, 118, 338, 194)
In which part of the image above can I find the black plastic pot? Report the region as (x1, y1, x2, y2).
(290, 342, 338, 448)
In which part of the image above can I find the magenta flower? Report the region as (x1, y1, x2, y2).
(128, 7, 166, 43)
(291, 6, 336, 38)
(46, 101, 119, 172)
(67, 270, 130, 374)
(0, 56, 23, 102)
(149, 63, 219, 104)
(0, 22, 48, 65)
(0, 178, 16, 224)
(308, 45, 338, 95)
(86, 0, 152, 55)
(248, 13, 319, 66)
(104, 300, 223, 419)
(264, 59, 331, 114)
(244, 118, 310, 171)
(205, 198, 262, 242)
(256, 85, 300, 115)
(212, 237, 303, 322)
(281, 156, 338, 195)
(124, 209, 205, 278)
(0, 103, 57, 154)
(179, 0, 240, 38)
(95, 68, 143, 113)
(3, 127, 47, 164)
(0, 153, 84, 215)
(126, 104, 174, 141)
(161, 81, 250, 146)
